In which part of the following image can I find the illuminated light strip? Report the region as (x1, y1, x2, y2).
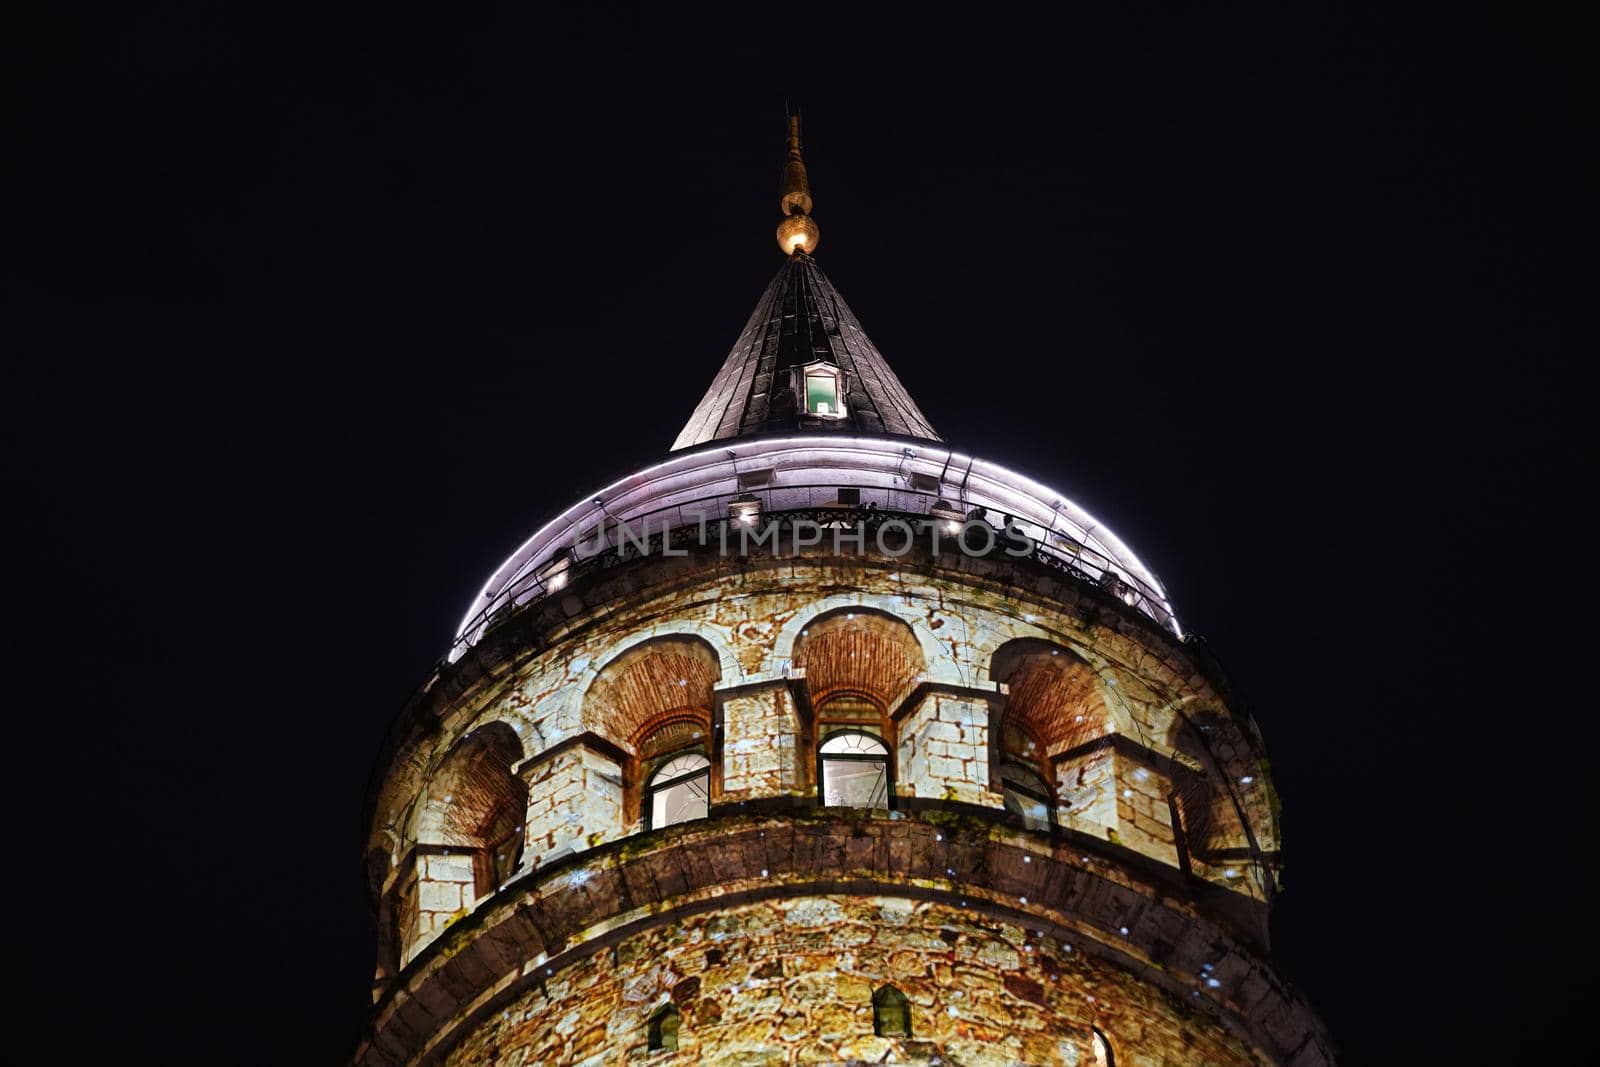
(453, 436, 1180, 653)
(455, 441, 1176, 644)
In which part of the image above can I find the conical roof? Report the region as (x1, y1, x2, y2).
(671, 252, 940, 450)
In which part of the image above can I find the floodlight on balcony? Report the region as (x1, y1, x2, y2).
(929, 498, 964, 534)
(728, 493, 762, 527)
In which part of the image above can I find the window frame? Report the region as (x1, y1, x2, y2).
(816, 728, 895, 811)
(999, 757, 1056, 830)
(872, 984, 912, 1038)
(1091, 1026, 1116, 1067)
(642, 748, 712, 831)
(797, 360, 848, 420)
(648, 1003, 681, 1051)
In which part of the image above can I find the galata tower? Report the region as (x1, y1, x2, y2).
(356, 118, 1331, 1067)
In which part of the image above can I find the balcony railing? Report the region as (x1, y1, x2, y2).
(452, 488, 1179, 659)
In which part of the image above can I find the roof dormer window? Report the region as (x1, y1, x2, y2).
(801, 361, 846, 418)
(806, 372, 838, 415)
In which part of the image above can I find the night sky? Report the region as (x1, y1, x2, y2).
(8, 4, 1591, 1063)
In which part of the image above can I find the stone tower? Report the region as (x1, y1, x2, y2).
(356, 120, 1331, 1066)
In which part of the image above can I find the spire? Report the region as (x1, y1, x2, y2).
(776, 114, 820, 256)
(671, 119, 938, 451)
(671, 254, 940, 449)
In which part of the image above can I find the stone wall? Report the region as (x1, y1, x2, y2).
(721, 683, 803, 801)
(356, 809, 1330, 1066)
(443, 896, 1263, 1067)
(1057, 745, 1118, 840)
(518, 743, 625, 869)
(363, 549, 1297, 1060)
(1111, 748, 1180, 866)
(402, 850, 480, 963)
(369, 557, 1280, 968)
(897, 691, 997, 806)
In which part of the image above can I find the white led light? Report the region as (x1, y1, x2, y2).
(453, 436, 1180, 653)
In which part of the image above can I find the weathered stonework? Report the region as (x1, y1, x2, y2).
(899, 691, 997, 806)
(404, 850, 479, 963)
(518, 743, 624, 868)
(721, 683, 804, 801)
(445, 896, 1258, 1066)
(357, 809, 1327, 1066)
(357, 223, 1321, 1062)
(358, 538, 1324, 1064)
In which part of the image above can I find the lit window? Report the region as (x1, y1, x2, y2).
(646, 751, 710, 829)
(806, 373, 840, 416)
(1091, 1027, 1115, 1067)
(648, 1004, 680, 1051)
(819, 731, 891, 810)
(1000, 760, 1055, 832)
(872, 984, 911, 1037)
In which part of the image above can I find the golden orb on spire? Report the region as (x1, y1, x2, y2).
(775, 114, 820, 255)
(777, 214, 820, 256)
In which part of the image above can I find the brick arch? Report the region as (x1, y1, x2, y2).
(634, 714, 710, 763)
(412, 722, 526, 848)
(991, 639, 1115, 757)
(583, 635, 723, 754)
(400, 723, 528, 962)
(1169, 708, 1271, 859)
(792, 607, 926, 711)
(770, 594, 959, 684)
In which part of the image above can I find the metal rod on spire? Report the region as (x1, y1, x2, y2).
(776, 112, 819, 255)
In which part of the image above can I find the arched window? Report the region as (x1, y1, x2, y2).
(819, 730, 892, 810)
(1091, 1027, 1115, 1067)
(872, 984, 911, 1037)
(648, 1003, 680, 1051)
(992, 640, 1116, 838)
(1000, 759, 1055, 832)
(405, 724, 526, 960)
(645, 751, 711, 830)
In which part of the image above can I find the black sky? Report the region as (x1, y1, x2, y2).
(6, 3, 1593, 1063)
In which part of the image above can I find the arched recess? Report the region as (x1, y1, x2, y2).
(583, 635, 723, 828)
(365, 846, 399, 989)
(771, 595, 956, 684)
(872, 984, 912, 1037)
(402, 722, 526, 960)
(562, 621, 742, 732)
(793, 607, 925, 711)
(991, 639, 1118, 837)
(1169, 709, 1276, 892)
(792, 608, 926, 796)
(647, 1003, 681, 1051)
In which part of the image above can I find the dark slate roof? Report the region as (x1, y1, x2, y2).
(671, 253, 940, 450)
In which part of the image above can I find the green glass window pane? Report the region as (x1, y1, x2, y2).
(807, 375, 838, 414)
(650, 1006, 680, 1051)
(873, 986, 911, 1037)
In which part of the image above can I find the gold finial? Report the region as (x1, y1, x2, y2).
(776, 114, 820, 255)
